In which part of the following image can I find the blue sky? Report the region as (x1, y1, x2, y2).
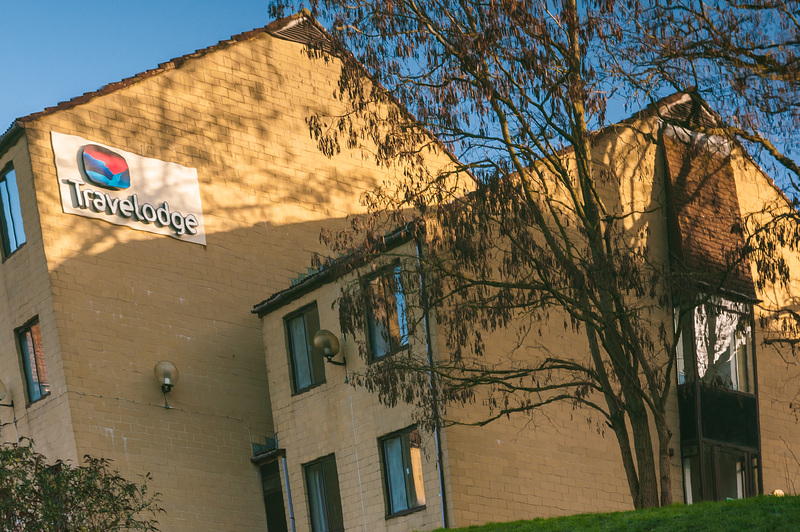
(3, 3, 795, 194)
(0, 1, 276, 132)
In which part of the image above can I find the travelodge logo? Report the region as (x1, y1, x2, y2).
(81, 145, 131, 189)
(52, 132, 206, 245)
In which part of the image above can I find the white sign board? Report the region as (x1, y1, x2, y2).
(52, 131, 206, 245)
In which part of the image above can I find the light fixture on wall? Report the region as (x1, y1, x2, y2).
(0, 379, 13, 409)
(314, 329, 344, 366)
(154, 361, 179, 409)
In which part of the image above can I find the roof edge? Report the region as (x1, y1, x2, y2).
(8, 12, 312, 130)
(252, 223, 418, 317)
(0, 122, 25, 158)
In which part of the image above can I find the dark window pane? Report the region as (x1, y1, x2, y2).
(368, 309, 392, 359)
(306, 462, 328, 531)
(19, 321, 48, 402)
(703, 445, 714, 501)
(322, 457, 343, 530)
(366, 265, 408, 360)
(286, 304, 324, 393)
(381, 427, 425, 516)
(751, 454, 760, 496)
(304, 455, 343, 532)
(289, 315, 312, 390)
(260, 462, 288, 532)
(384, 436, 408, 512)
(0, 168, 25, 257)
(717, 451, 746, 501)
(394, 269, 409, 347)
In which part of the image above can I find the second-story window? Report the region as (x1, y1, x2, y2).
(285, 303, 325, 393)
(0, 164, 26, 258)
(365, 265, 409, 360)
(676, 296, 754, 393)
(693, 297, 753, 393)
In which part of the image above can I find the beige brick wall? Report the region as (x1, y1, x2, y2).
(5, 30, 452, 531)
(731, 152, 800, 496)
(256, 111, 800, 531)
(439, 118, 683, 526)
(438, 314, 683, 526)
(256, 118, 689, 530)
(757, 342, 800, 496)
(262, 254, 447, 532)
(0, 135, 77, 459)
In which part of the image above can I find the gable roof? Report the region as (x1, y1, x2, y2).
(0, 11, 326, 152)
(252, 92, 777, 316)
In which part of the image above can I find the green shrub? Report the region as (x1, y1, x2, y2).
(0, 438, 163, 531)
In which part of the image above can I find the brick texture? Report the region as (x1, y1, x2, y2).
(0, 26, 453, 532)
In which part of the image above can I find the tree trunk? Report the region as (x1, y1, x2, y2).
(607, 411, 642, 508)
(656, 411, 674, 506)
(627, 403, 660, 508)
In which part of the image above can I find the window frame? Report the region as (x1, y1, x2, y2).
(681, 442, 760, 503)
(0, 162, 26, 260)
(363, 263, 410, 362)
(379, 426, 427, 518)
(284, 302, 326, 395)
(675, 295, 762, 504)
(677, 296, 756, 394)
(17, 317, 49, 404)
(302, 454, 344, 532)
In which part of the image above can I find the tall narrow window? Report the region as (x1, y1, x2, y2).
(303, 454, 344, 532)
(677, 296, 760, 504)
(0, 165, 25, 258)
(18, 319, 49, 403)
(285, 303, 325, 393)
(366, 265, 409, 360)
(380, 427, 426, 516)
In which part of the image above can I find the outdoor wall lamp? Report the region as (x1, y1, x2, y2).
(314, 329, 345, 366)
(154, 361, 179, 409)
(0, 379, 13, 409)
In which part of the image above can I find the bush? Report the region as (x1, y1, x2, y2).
(0, 438, 162, 531)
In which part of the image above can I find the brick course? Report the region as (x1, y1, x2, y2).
(0, 18, 453, 531)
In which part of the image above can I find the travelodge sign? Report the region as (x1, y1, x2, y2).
(51, 131, 206, 245)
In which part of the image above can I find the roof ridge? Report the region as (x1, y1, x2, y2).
(8, 12, 311, 130)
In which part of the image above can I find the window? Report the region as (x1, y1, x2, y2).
(365, 265, 409, 360)
(682, 444, 759, 503)
(303, 454, 343, 532)
(676, 296, 761, 504)
(380, 427, 426, 516)
(0, 165, 25, 258)
(18, 319, 49, 403)
(285, 303, 325, 393)
(692, 297, 753, 393)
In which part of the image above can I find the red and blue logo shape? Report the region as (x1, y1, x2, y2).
(80, 145, 131, 189)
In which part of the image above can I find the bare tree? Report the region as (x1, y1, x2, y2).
(269, 1, 800, 508)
